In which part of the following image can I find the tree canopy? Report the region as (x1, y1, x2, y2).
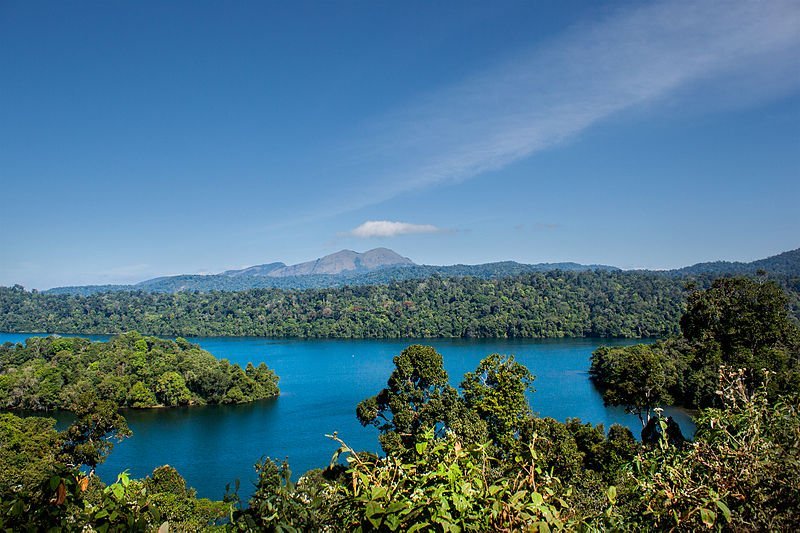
(356, 345, 453, 455)
(0, 332, 279, 411)
(591, 278, 800, 412)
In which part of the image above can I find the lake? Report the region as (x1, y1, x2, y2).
(0, 333, 694, 500)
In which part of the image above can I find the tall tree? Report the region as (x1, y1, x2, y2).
(590, 344, 674, 427)
(681, 277, 800, 405)
(461, 353, 534, 454)
(356, 345, 452, 455)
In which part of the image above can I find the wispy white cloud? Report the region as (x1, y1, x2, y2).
(349, 220, 443, 238)
(336, 0, 800, 208)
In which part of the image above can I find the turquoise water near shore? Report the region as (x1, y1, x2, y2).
(0, 333, 694, 499)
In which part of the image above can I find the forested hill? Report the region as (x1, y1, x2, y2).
(44, 261, 620, 295)
(670, 247, 800, 276)
(2, 271, 689, 338)
(41, 247, 800, 295)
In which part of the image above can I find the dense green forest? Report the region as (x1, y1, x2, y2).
(1, 278, 799, 530)
(591, 278, 800, 411)
(1, 271, 695, 338)
(0, 332, 279, 411)
(6, 271, 800, 340)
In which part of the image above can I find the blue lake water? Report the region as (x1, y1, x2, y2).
(0, 333, 694, 500)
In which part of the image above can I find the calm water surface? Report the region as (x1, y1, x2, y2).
(0, 333, 694, 499)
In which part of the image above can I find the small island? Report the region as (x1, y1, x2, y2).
(0, 331, 279, 411)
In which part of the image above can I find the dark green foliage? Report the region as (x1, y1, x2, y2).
(0, 465, 226, 532)
(521, 417, 583, 481)
(58, 393, 131, 473)
(618, 370, 800, 531)
(356, 345, 454, 455)
(564, 419, 637, 481)
(592, 278, 800, 410)
(0, 332, 279, 411)
(0, 270, 690, 338)
(144, 466, 228, 530)
(672, 247, 800, 277)
(0, 414, 60, 494)
(680, 277, 800, 405)
(590, 343, 677, 426)
(229, 458, 338, 531)
(461, 353, 533, 455)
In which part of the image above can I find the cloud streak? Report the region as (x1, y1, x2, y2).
(349, 220, 443, 238)
(337, 0, 800, 208)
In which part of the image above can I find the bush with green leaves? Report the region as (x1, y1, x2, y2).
(327, 429, 579, 532)
(594, 368, 800, 531)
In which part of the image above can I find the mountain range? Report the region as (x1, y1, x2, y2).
(221, 248, 414, 277)
(43, 246, 800, 296)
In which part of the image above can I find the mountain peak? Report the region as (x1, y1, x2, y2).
(264, 248, 415, 277)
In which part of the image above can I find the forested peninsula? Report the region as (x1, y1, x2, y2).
(0, 332, 279, 411)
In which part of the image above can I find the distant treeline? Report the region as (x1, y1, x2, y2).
(3, 271, 799, 339)
(3, 271, 689, 338)
(43, 262, 621, 295)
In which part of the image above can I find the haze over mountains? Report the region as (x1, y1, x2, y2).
(222, 248, 414, 278)
(42, 247, 800, 296)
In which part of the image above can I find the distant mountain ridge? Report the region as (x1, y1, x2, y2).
(42, 246, 800, 296)
(671, 248, 800, 276)
(221, 248, 414, 278)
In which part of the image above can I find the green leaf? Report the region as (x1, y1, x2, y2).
(366, 502, 384, 528)
(416, 441, 427, 455)
(715, 500, 731, 523)
(385, 513, 401, 531)
(699, 508, 716, 527)
(607, 485, 617, 504)
(386, 502, 407, 514)
(408, 523, 429, 533)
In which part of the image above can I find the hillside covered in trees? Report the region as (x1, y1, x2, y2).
(0, 332, 279, 411)
(5, 270, 800, 340)
(2, 271, 691, 338)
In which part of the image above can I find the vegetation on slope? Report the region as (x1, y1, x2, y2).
(1, 271, 688, 338)
(0, 332, 279, 411)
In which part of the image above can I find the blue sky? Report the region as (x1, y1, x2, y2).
(2, 0, 799, 289)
